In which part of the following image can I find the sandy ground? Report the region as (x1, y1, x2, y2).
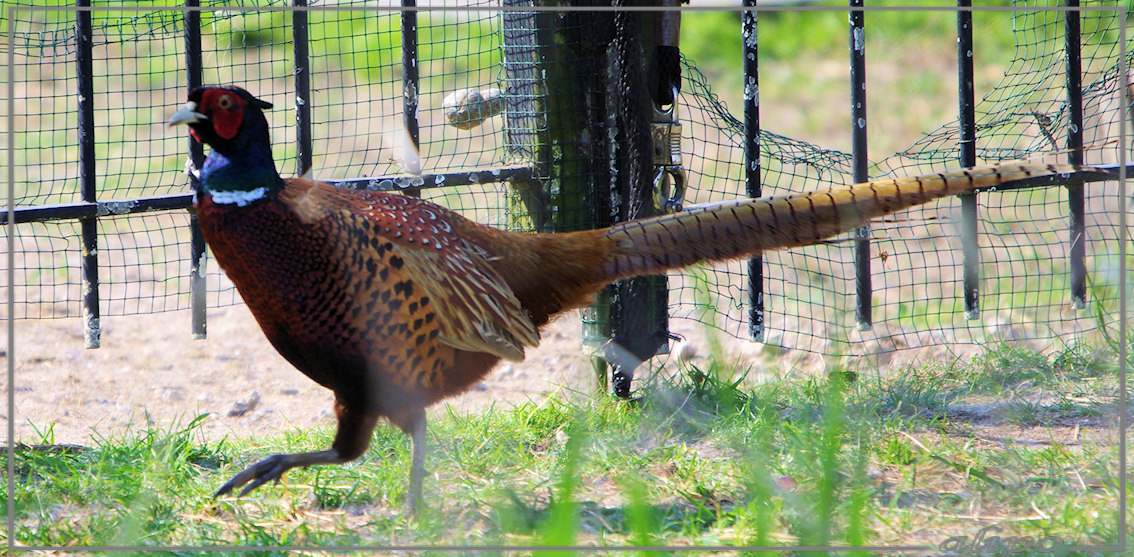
(4, 302, 769, 447)
(4, 304, 589, 445)
(5, 295, 1117, 450)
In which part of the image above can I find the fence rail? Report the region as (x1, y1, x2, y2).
(2, 167, 535, 226)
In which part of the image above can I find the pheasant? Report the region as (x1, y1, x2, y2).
(169, 85, 1100, 513)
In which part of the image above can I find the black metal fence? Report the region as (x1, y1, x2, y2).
(8, 2, 529, 348)
(5, 2, 1132, 359)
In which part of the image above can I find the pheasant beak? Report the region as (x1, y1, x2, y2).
(168, 102, 207, 127)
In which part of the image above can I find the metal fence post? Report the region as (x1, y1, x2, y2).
(850, 0, 871, 330)
(604, 7, 672, 399)
(401, 0, 421, 197)
(742, 0, 764, 342)
(185, 0, 207, 339)
(76, 0, 101, 348)
(294, 0, 313, 177)
(1065, 0, 1087, 309)
(501, 1, 550, 231)
(957, 0, 980, 320)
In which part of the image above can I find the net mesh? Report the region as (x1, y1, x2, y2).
(5, 2, 1130, 358)
(668, 4, 1130, 356)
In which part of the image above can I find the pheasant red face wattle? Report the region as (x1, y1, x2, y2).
(199, 89, 246, 140)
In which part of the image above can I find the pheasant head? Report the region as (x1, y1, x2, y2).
(169, 86, 282, 203)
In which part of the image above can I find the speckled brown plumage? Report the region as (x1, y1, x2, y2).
(171, 86, 1102, 514)
(198, 180, 569, 418)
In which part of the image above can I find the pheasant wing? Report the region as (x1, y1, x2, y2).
(288, 181, 540, 362)
(390, 235, 539, 362)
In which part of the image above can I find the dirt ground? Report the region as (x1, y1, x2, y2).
(9, 303, 1115, 453)
(4, 303, 770, 447)
(5, 305, 570, 445)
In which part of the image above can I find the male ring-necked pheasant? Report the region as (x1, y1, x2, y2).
(170, 85, 1100, 513)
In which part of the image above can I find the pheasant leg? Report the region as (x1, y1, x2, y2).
(404, 410, 428, 517)
(216, 398, 378, 498)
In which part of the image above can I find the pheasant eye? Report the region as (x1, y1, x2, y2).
(217, 95, 234, 109)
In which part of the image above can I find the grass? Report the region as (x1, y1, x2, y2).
(6, 337, 1125, 551)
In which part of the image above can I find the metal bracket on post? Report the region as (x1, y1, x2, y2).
(650, 86, 686, 215)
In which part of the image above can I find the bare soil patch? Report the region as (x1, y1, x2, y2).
(5, 304, 600, 446)
(4, 295, 1113, 457)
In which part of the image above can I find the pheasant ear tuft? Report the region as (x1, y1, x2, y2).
(231, 87, 273, 110)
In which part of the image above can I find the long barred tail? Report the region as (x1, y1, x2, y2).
(595, 163, 1103, 283)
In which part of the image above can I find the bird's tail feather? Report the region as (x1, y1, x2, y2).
(596, 163, 1100, 282)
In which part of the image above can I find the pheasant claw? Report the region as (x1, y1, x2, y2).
(215, 449, 344, 498)
(215, 454, 283, 497)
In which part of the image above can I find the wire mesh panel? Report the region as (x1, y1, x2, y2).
(10, 10, 82, 210)
(6, 1, 514, 320)
(9, 222, 82, 319)
(8, 5, 192, 321)
(97, 212, 195, 315)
